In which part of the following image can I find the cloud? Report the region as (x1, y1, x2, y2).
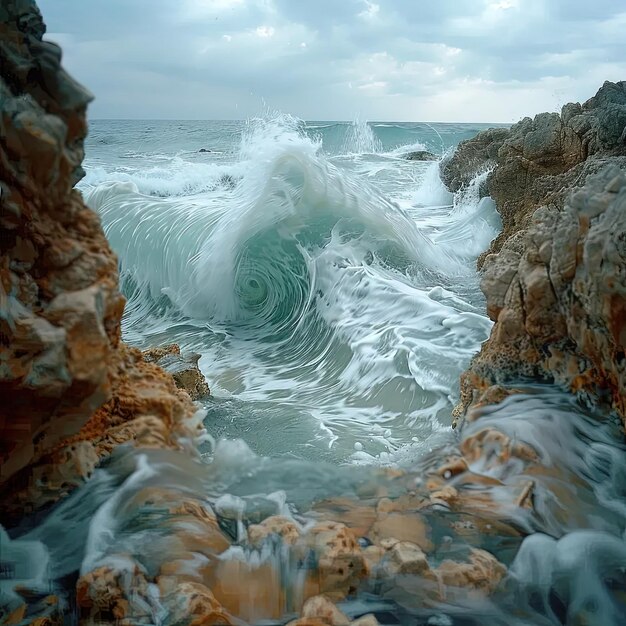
(38, 0, 626, 121)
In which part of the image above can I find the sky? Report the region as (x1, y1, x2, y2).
(38, 0, 626, 123)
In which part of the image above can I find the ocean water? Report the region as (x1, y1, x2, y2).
(82, 117, 502, 464)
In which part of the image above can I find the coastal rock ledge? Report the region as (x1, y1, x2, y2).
(442, 82, 626, 424)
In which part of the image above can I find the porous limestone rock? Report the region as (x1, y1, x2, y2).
(434, 548, 506, 595)
(459, 166, 626, 423)
(143, 343, 210, 400)
(295, 521, 369, 600)
(247, 514, 301, 547)
(0, 1, 199, 520)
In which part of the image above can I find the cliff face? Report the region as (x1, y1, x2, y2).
(0, 0, 199, 520)
(441, 83, 626, 424)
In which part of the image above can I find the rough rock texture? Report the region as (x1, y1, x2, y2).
(458, 161, 626, 422)
(0, 1, 199, 519)
(143, 343, 210, 400)
(441, 81, 626, 423)
(441, 81, 626, 268)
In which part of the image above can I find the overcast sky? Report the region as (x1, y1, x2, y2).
(38, 0, 625, 122)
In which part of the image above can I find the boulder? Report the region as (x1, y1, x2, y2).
(0, 0, 200, 522)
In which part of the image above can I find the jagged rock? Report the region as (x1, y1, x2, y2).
(0, 0, 199, 522)
(143, 344, 210, 400)
(459, 166, 626, 423)
(440, 81, 626, 268)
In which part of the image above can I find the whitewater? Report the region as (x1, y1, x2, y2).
(82, 116, 501, 463)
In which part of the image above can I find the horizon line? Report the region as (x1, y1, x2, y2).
(88, 117, 512, 125)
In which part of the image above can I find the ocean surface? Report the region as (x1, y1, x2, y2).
(82, 117, 503, 464)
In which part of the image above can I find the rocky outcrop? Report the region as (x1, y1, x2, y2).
(441, 81, 626, 424)
(441, 81, 626, 268)
(457, 166, 626, 423)
(143, 344, 210, 400)
(0, 1, 200, 520)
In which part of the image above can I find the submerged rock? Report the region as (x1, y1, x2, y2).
(403, 150, 438, 161)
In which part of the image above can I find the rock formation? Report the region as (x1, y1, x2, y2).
(0, 0, 203, 520)
(441, 82, 626, 424)
(441, 81, 626, 268)
(458, 167, 626, 422)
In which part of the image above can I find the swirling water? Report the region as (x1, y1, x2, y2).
(3, 117, 626, 625)
(82, 116, 501, 463)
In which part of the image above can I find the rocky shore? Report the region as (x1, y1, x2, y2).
(441, 81, 626, 425)
(1, 2, 625, 625)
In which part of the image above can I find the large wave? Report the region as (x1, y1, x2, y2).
(84, 116, 497, 460)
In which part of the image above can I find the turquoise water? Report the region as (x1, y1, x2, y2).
(82, 116, 502, 463)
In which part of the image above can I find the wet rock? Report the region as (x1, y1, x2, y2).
(76, 564, 155, 625)
(209, 559, 285, 622)
(350, 615, 380, 626)
(309, 498, 378, 539)
(403, 150, 438, 161)
(370, 510, 432, 552)
(248, 514, 301, 547)
(382, 541, 432, 577)
(458, 166, 626, 423)
(160, 581, 234, 626)
(143, 344, 210, 400)
(434, 548, 506, 595)
(0, 1, 201, 519)
(296, 521, 368, 600)
(300, 595, 350, 625)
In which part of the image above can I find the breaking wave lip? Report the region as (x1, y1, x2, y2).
(85, 115, 451, 327)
